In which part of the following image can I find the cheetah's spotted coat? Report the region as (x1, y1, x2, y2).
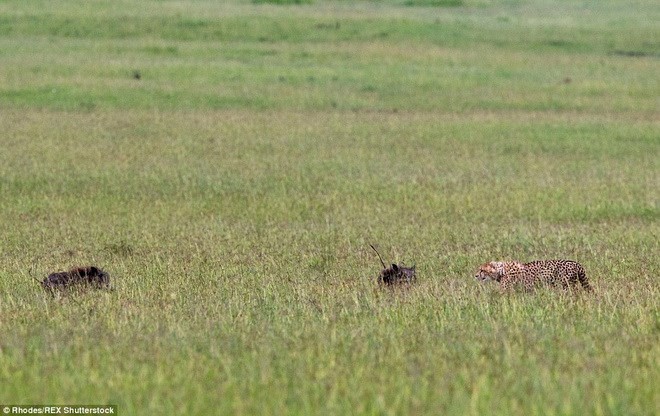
(475, 260, 591, 291)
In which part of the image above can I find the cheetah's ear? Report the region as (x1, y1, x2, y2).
(391, 264, 399, 271)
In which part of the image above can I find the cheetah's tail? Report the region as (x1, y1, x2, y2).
(578, 267, 592, 291)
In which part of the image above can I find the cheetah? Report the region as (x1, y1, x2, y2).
(475, 260, 591, 291)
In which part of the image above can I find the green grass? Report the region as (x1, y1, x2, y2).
(0, 0, 658, 415)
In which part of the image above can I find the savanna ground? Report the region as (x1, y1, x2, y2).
(0, 0, 658, 414)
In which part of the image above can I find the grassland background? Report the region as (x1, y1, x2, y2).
(0, 0, 658, 415)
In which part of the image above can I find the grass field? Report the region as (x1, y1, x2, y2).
(0, 0, 658, 414)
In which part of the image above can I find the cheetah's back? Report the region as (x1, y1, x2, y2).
(522, 260, 591, 290)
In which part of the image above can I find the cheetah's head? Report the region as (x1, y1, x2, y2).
(475, 261, 505, 282)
